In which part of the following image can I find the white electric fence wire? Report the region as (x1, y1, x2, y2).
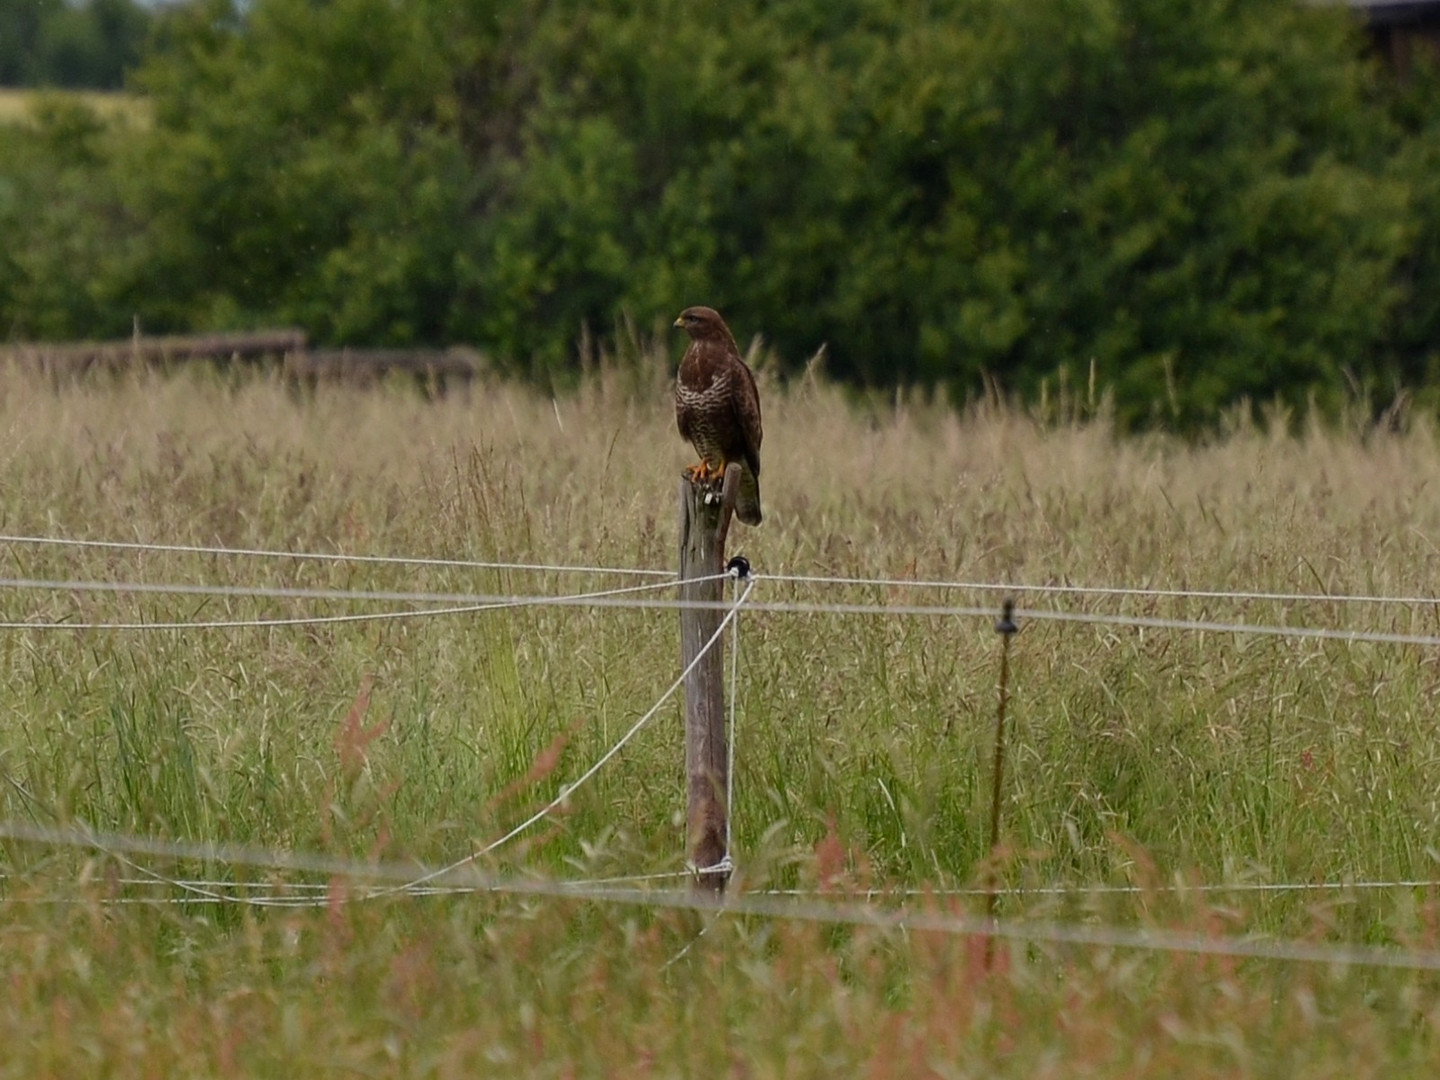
(108, 868, 695, 891)
(762, 570, 1440, 608)
(762, 879, 1440, 899)
(10, 821, 1440, 972)
(537, 869, 693, 888)
(16, 873, 1437, 900)
(725, 573, 741, 864)
(0, 575, 739, 610)
(366, 576, 757, 899)
(0, 579, 753, 908)
(12, 531, 1440, 607)
(0, 574, 714, 631)
(0, 534, 672, 578)
(14, 532, 1440, 606)
(111, 849, 284, 908)
(1008, 605, 1440, 647)
(8, 542, 1440, 915)
(10, 869, 1435, 899)
(5, 575, 1440, 646)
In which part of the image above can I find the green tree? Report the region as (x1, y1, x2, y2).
(116, 0, 482, 340)
(455, 0, 1408, 424)
(0, 0, 151, 89)
(0, 96, 143, 340)
(0, 0, 57, 85)
(1379, 51, 1440, 401)
(4, 0, 1439, 429)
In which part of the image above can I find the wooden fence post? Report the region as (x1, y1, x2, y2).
(678, 463, 741, 893)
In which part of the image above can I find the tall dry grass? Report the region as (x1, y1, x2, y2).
(0, 88, 149, 128)
(1, 358, 1440, 1075)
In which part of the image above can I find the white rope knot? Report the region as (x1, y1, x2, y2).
(689, 855, 734, 879)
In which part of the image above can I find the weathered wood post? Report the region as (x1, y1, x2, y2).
(679, 463, 741, 893)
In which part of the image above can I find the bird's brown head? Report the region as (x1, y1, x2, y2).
(674, 306, 732, 343)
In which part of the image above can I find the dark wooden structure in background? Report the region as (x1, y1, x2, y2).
(1342, 0, 1440, 74)
(2, 329, 307, 376)
(1, 330, 481, 396)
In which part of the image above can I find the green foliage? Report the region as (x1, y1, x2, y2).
(0, 99, 136, 340)
(6, 0, 1440, 425)
(113, 0, 482, 341)
(1380, 50, 1440, 399)
(0, 0, 152, 89)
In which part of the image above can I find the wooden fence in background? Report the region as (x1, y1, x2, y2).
(1, 330, 481, 396)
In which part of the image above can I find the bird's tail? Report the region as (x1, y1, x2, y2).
(736, 468, 762, 526)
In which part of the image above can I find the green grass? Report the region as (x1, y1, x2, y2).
(2, 359, 1440, 1075)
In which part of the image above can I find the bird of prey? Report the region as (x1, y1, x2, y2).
(673, 306, 764, 526)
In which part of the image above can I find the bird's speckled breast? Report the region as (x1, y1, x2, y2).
(676, 369, 732, 463)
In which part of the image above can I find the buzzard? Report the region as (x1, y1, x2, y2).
(674, 306, 763, 526)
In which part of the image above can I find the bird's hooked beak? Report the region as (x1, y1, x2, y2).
(673, 315, 685, 328)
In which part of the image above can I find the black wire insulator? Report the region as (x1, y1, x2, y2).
(995, 598, 1018, 635)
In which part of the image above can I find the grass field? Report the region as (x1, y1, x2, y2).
(0, 88, 147, 127)
(3, 354, 1440, 1076)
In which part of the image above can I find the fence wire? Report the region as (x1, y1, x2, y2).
(1, 572, 1439, 646)
(5, 533, 1440, 972)
(6, 821, 1440, 973)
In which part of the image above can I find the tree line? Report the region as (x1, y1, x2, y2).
(3, 0, 1440, 428)
(0, 0, 152, 89)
